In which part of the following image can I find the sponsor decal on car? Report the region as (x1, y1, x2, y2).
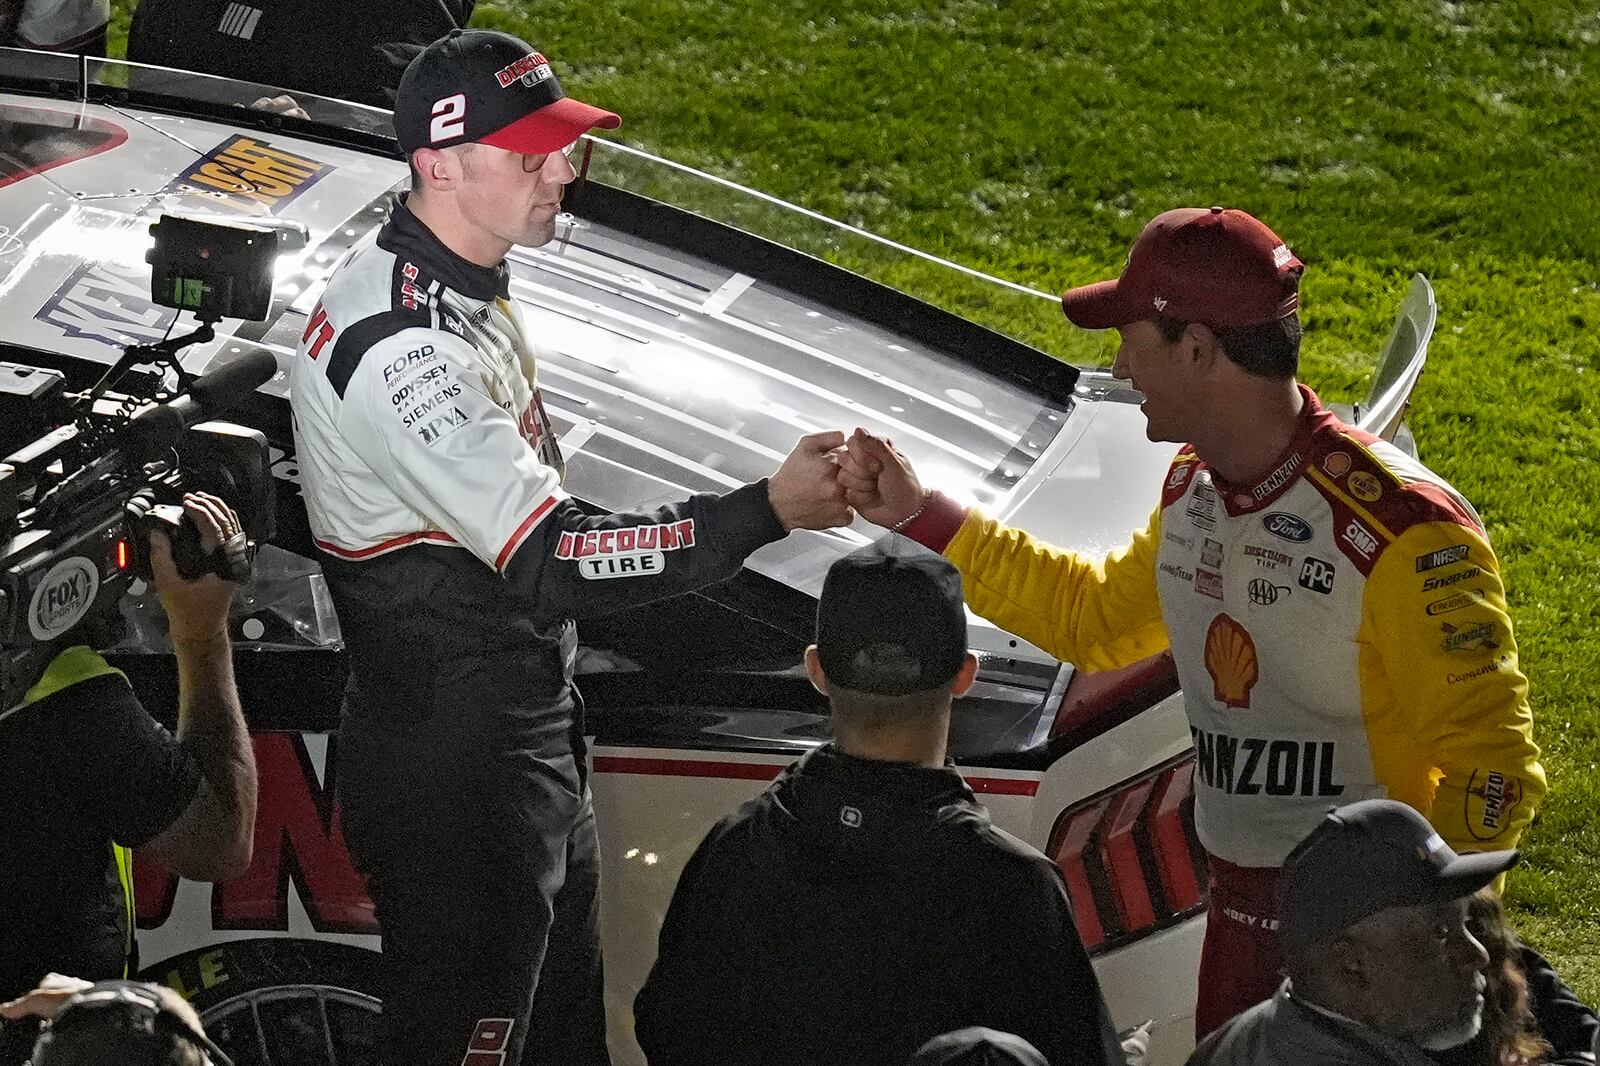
(1341, 519, 1379, 560)
(1243, 544, 1291, 569)
(134, 733, 374, 934)
(1422, 566, 1483, 592)
(1195, 569, 1224, 600)
(1298, 556, 1336, 594)
(1440, 620, 1499, 653)
(1262, 512, 1313, 543)
(1416, 545, 1471, 573)
(1347, 471, 1383, 502)
(37, 137, 334, 348)
(1191, 728, 1343, 797)
(1247, 579, 1288, 606)
(166, 134, 329, 214)
(1426, 589, 1486, 616)
(1204, 613, 1258, 709)
(35, 259, 181, 347)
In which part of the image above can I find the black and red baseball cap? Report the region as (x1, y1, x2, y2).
(394, 30, 621, 157)
(1060, 207, 1304, 330)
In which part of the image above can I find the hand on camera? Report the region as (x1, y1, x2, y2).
(151, 493, 242, 645)
(0, 974, 93, 1022)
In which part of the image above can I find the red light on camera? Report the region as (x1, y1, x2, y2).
(115, 539, 130, 570)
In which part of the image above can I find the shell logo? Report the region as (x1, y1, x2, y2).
(1204, 613, 1259, 709)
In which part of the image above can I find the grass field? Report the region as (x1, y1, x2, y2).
(107, 0, 1600, 1000)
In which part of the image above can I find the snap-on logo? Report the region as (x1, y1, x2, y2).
(28, 556, 100, 641)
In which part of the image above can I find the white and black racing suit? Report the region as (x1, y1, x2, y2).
(289, 197, 788, 1066)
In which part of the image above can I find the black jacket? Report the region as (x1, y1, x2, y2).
(1518, 942, 1599, 1066)
(127, 0, 473, 108)
(1430, 941, 1599, 1066)
(634, 745, 1125, 1066)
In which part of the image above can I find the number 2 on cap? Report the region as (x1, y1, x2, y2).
(430, 94, 467, 142)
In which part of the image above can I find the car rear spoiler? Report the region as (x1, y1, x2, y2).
(1353, 274, 1436, 442)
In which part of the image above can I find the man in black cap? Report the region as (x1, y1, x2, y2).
(633, 538, 1124, 1066)
(1188, 798, 1517, 1066)
(289, 29, 853, 1066)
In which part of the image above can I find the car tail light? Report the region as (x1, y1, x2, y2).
(1046, 752, 1207, 954)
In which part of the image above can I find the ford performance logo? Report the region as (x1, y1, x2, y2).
(1262, 512, 1313, 543)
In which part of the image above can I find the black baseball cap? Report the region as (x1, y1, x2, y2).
(815, 538, 969, 696)
(1278, 799, 1519, 950)
(394, 30, 621, 157)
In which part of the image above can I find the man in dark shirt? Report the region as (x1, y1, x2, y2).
(0, 494, 257, 1061)
(126, 0, 474, 108)
(634, 538, 1125, 1066)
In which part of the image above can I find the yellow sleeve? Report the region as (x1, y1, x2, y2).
(944, 505, 1170, 673)
(1359, 521, 1546, 852)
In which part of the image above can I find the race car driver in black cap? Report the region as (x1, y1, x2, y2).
(289, 29, 854, 1066)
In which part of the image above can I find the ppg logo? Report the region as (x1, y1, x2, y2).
(1298, 556, 1336, 595)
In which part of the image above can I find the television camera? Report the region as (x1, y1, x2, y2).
(1, 214, 283, 709)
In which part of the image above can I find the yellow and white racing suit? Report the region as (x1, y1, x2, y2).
(901, 386, 1545, 1033)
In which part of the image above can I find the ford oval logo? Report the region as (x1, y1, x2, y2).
(1262, 512, 1313, 542)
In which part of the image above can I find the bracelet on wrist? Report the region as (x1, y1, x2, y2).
(890, 490, 934, 532)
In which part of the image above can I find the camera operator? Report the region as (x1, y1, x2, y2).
(0, 493, 257, 1063)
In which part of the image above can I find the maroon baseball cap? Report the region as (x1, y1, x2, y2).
(1060, 207, 1304, 329)
(395, 30, 621, 157)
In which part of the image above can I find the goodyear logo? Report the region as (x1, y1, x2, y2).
(167, 135, 329, 214)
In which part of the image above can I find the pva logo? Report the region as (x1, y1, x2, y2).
(27, 556, 100, 641)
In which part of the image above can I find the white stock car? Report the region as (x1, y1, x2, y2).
(0, 51, 1435, 1066)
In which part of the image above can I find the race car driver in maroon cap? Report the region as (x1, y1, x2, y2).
(839, 206, 1544, 1045)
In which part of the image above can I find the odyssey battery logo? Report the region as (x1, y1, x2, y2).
(555, 519, 697, 580)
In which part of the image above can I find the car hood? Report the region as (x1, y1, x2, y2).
(0, 89, 1176, 663)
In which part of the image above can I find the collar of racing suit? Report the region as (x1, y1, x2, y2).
(1206, 383, 1343, 516)
(379, 194, 512, 301)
